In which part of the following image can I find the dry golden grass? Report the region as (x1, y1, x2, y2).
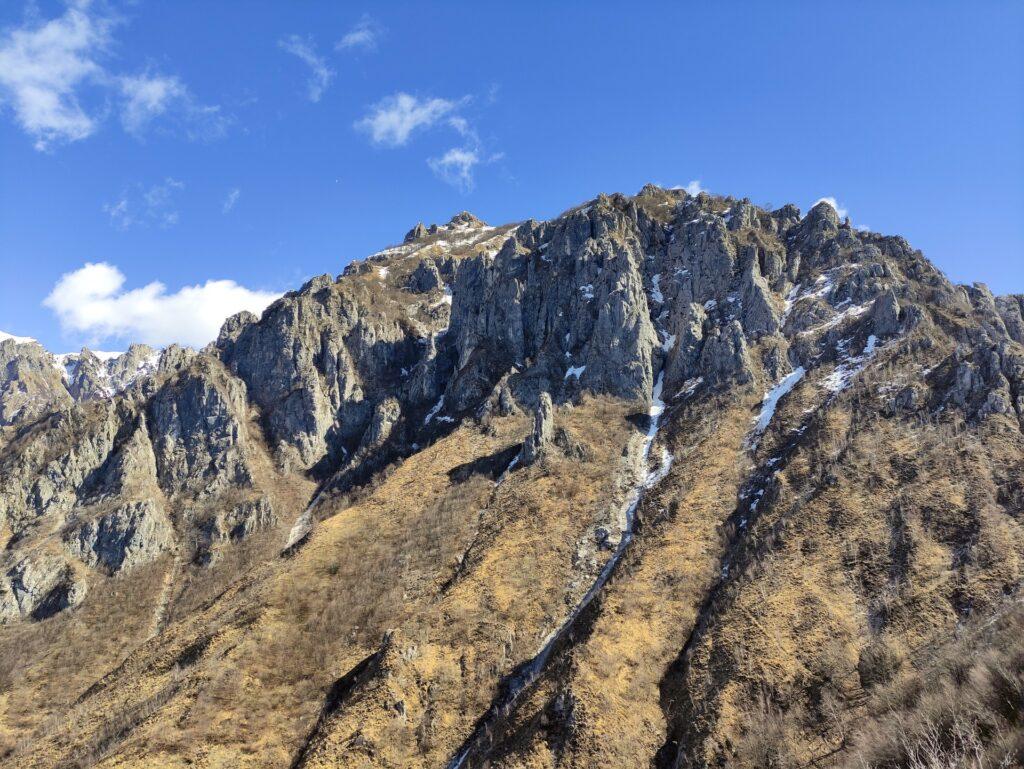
(2, 395, 637, 769)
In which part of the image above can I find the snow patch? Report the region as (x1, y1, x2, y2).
(423, 396, 445, 424)
(649, 274, 664, 303)
(676, 376, 704, 400)
(564, 365, 586, 380)
(752, 367, 806, 435)
(821, 335, 879, 393)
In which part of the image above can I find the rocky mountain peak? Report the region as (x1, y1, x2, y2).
(403, 211, 488, 243)
(2, 183, 1023, 769)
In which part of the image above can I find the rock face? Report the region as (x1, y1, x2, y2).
(64, 499, 174, 573)
(2, 185, 1024, 769)
(148, 358, 254, 494)
(0, 551, 85, 623)
(0, 337, 71, 425)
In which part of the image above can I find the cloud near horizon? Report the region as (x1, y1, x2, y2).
(44, 262, 281, 348)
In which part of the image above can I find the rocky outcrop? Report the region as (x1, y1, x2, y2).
(219, 274, 434, 471)
(0, 400, 127, 539)
(519, 392, 554, 465)
(1, 339, 160, 430)
(448, 198, 658, 408)
(220, 496, 277, 541)
(64, 499, 174, 573)
(148, 359, 254, 495)
(217, 311, 259, 347)
(0, 337, 71, 426)
(0, 551, 86, 623)
(193, 495, 277, 565)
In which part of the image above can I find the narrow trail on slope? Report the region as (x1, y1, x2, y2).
(148, 549, 183, 639)
(447, 371, 668, 769)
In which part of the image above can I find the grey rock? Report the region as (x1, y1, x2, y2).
(698, 321, 754, 387)
(404, 223, 428, 243)
(0, 337, 72, 426)
(0, 400, 125, 538)
(520, 392, 554, 465)
(64, 499, 174, 573)
(407, 260, 442, 293)
(359, 398, 402, 453)
(148, 359, 254, 495)
(0, 551, 86, 623)
(996, 295, 1024, 344)
(218, 311, 259, 347)
(872, 291, 902, 337)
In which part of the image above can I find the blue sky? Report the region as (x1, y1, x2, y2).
(1, 1, 1022, 351)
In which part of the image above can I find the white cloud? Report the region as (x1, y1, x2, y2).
(812, 196, 849, 221)
(0, 2, 110, 150)
(223, 187, 240, 213)
(0, 4, 227, 149)
(119, 73, 186, 133)
(355, 92, 459, 146)
(278, 34, 334, 102)
(44, 262, 281, 348)
(104, 177, 185, 229)
(336, 14, 383, 52)
(428, 147, 479, 191)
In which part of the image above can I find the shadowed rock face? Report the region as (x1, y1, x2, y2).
(1, 185, 1024, 769)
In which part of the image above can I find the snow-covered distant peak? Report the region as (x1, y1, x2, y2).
(0, 330, 39, 345)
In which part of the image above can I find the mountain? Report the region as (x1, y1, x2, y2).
(0, 187, 1021, 768)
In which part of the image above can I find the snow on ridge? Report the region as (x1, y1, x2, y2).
(0, 330, 37, 345)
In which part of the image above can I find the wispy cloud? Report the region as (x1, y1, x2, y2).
(355, 93, 460, 146)
(44, 262, 280, 348)
(428, 148, 479, 191)
(0, 3, 227, 149)
(104, 178, 185, 229)
(278, 34, 334, 102)
(356, 91, 503, 189)
(336, 14, 383, 52)
(118, 72, 229, 140)
(222, 187, 240, 213)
